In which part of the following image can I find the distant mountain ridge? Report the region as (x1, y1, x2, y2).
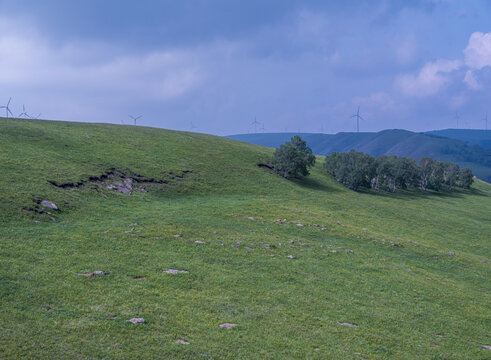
(226, 129, 491, 183)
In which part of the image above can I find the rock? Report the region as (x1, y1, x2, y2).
(93, 270, 109, 275)
(79, 270, 109, 277)
(482, 345, 491, 350)
(213, 231, 218, 234)
(267, 254, 275, 257)
(296, 223, 304, 227)
(219, 323, 237, 329)
(362, 228, 368, 233)
(164, 269, 188, 274)
(337, 322, 357, 327)
(287, 255, 296, 259)
(174, 234, 182, 238)
(282, 219, 287, 222)
(195, 240, 205, 244)
(34, 220, 41, 224)
(276, 219, 282, 224)
(175, 339, 190, 345)
(391, 243, 402, 247)
(128, 318, 145, 324)
(50, 217, 56, 222)
(330, 250, 337, 253)
(248, 217, 255, 221)
(321, 226, 326, 231)
(290, 240, 295, 244)
(40, 200, 58, 210)
(155, 236, 162, 239)
(445, 251, 455, 255)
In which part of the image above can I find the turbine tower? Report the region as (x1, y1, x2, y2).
(128, 114, 142, 126)
(250, 117, 260, 133)
(351, 106, 364, 133)
(0, 98, 13, 118)
(454, 112, 460, 129)
(189, 122, 197, 131)
(483, 112, 488, 130)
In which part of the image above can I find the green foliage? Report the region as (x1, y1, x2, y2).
(457, 167, 474, 189)
(325, 151, 471, 193)
(271, 135, 315, 178)
(325, 150, 374, 190)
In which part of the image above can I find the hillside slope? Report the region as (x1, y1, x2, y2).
(227, 130, 491, 182)
(1, 118, 490, 359)
(425, 129, 491, 149)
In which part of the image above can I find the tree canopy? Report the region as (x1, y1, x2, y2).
(271, 136, 316, 179)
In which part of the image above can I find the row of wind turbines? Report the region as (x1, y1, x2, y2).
(1, 98, 41, 119)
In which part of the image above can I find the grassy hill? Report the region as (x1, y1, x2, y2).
(227, 130, 491, 183)
(1, 118, 490, 359)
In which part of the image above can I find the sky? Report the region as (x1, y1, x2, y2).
(0, 0, 491, 135)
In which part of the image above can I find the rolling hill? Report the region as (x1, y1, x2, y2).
(425, 129, 491, 149)
(1, 118, 490, 359)
(227, 130, 491, 183)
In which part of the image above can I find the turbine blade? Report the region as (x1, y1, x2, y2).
(7, 98, 11, 106)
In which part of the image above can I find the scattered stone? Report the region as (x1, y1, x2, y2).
(290, 240, 295, 244)
(174, 234, 182, 238)
(213, 231, 218, 234)
(345, 249, 353, 254)
(287, 255, 296, 259)
(362, 228, 368, 233)
(175, 339, 190, 345)
(413, 296, 420, 300)
(337, 221, 341, 225)
(195, 241, 205, 244)
(40, 200, 58, 210)
(445, 251, 455, 255)
(337, 322, 357, 327)
(314, 348, 320, 351)
(232, 245, 239, 248)
(267, 254, 275, 257)
(164, 269, 188, 274)
(104, 230, 110, 233)
(276, 219, 282, 224)
(296, 223, 304, 227)
(156, 236, 162, 239)
(248, 217, 255, 221)
(219, 323, 237, 329)
(430, 343, 440, 347)
(330, 250, 337, 253)
(130, 223, 138, 226)
(50, 217, 56, 222)
(34, 220, 41, 224)
(482, 345, 491, 350)
(128, 318, 145, 324)
(133, 276, 146, 280)
(481, 259, 486, 263)
(79, 270, 109, 277)
(321, 226, 327, 231)
(282, 219, 287, 222)
(391, 243, 402, 247)
(435, 334, 444, 338)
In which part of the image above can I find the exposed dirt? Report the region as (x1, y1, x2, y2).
(47, 168, 193, 194)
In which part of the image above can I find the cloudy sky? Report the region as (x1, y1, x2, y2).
(1, 0, 491, 135)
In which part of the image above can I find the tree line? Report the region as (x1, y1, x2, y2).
(270, 136, 474, 192)
(325, 150, 473, 191)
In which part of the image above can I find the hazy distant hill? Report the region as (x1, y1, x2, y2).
(227, 129, 491, 182)
(425, 129, 491, 149)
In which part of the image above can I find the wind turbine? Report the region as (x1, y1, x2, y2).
(128, 114, 142, 126)
(189, 122, 197, 131)
(454, 112, 460, 129)
(0, 98, 13, 118)
(18, 105, 29, 118)
(260, 122, 266, 133)
(351, 106, 364, 133)
(250, 117, 260, 133)
(483, 112, 488, 130)
(31, 113, 41, 119)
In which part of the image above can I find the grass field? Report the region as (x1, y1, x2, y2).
(1, 118, 490, 359)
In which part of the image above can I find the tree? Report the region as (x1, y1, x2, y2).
(271, 136, 316, 178)
(419, 158, 444, 191)
(325, 150, 374, 190)
(442, 162, 460, 188)
(457, 168, 474, 189)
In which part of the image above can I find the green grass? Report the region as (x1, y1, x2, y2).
(1, 118, 490, 359)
